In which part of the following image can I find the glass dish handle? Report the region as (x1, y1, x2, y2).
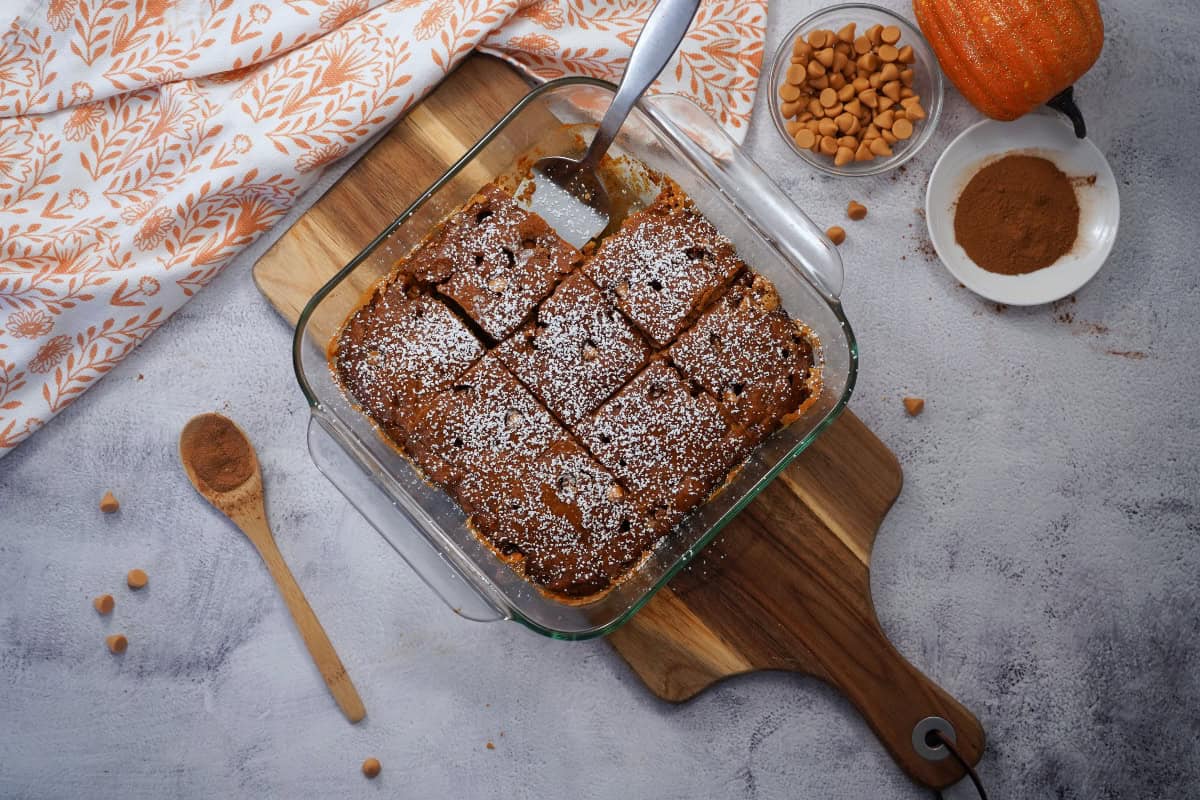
(644, 94, 845, 301)
(307, 415, 506, 623)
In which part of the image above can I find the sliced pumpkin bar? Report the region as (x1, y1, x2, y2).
(584, 188, 743, 348)
(409, 183, 582, 341)
(573, 361, 752, 518)
(495, 271, 650, 425)
(670, 272, 817, 445)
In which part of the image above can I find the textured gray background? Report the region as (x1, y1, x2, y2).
(3, 0, 1198, 797)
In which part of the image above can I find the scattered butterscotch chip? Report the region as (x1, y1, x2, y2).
(847, 201, 868, 221)
(126, 569, 148, 590)
(826, 226, 846, 245)
(99, 491, 119, 513)
(485, 742, 495, 750)
(93, 594, 115, 615)
(106, 634, 127, 654)
(903, 397, 925, 416)
(361, 757, 381, 778)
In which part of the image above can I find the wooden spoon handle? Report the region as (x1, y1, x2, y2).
(246, 517, 366, 723)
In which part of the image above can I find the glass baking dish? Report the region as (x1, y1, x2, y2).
(293, 77, 858, 640)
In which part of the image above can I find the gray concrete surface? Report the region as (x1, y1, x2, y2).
(3, 1, 1198, 797)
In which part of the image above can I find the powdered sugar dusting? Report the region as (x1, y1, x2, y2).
(575, 361, 750, 514)
(423, 184, 581, 340)
(495, 271, 649, 425)
(585, 190, 742, 347)
(670, 273, 818, 443)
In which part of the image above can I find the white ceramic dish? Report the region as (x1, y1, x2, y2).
(925, 114, 1119, 305)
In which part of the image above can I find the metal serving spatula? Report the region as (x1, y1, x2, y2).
(523, 0, 701, 248)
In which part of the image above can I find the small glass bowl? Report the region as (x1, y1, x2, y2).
(768, 3, 944, 177)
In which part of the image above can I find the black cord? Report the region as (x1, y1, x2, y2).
(928, 730, 988, 800)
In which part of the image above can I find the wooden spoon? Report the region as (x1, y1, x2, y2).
(179, 413, 365, 723)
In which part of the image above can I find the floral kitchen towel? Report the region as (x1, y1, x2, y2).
(0, 0, 766, 456)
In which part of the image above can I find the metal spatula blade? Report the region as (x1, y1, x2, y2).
(520, 0, 701, 248)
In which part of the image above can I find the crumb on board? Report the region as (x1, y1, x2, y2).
(903, 397, 925, 416)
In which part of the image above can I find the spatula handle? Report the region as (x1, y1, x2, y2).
(580, 0, 702, 173)
(243, 515, 366, 723)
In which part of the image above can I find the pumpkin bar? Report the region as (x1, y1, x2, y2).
(670, 272, 817, 444)
(399, 356, 565, 488)
(495, 271, 650, 425)
(584, 188, 743, 348)
(410, 183, 582, 341)
(334, 283, 484, 446)
(457, 439, 659, 597)
(574, 361, 751, 516)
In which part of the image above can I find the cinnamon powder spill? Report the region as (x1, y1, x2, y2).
(181, 415, 254, 492)
(954, 155, 1080, 275)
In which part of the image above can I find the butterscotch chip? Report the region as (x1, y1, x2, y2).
(832, 51, 849, 73)
(857, 53, 879, 72)
(779, 83, 801, 102)
(834, 147, 854, 167)
(855, 141, 874, 161)
(898, 44, 915, 64)
(818, 136, 838, 156)
(875, 109, 895, 130)
(881, 25, 901, 44)
(793, 39, 812, 58)
(900, 68, 914, 87)
(106, 634, 127, 654)
(837, 84, 855, 103)
(846, 201, 868, 221)
(829, 72, 846, 90)
(837, 135, 858, 149)
(819, 87, 838, 108)
(853, 35, 871, 54)
(835, 112, 855, 133)
(362, 758, 381, 778)
(818, 118, 838, 137)
(878, 96, 895, 112)
(794, 129, 816, 149)
(903, 101, 927, 120)
(878, 44, 899, 63)
(879, 63, 900, 82)
(782, 100, 802, 118)
(807, 60, 825, 78)
(99, 491, 119, 514)
(837, 22, 856, 43)
(826, 226, 846, 245)
(882, 130, 898, 145)
(903, 397, 925, 416)
(786, 65, 806, 84)
(816, 47, 835, 68)
(93, 594, 115, 615)
(892, 118, 914, 140)
(859, 88, 878, 108)
(807, 29, 827, 48)
(126, 569, 148, 590)
(866, 23, 883, 45)
(870, 138, 893, 157)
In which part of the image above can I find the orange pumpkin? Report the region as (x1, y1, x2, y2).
(913, 0, 1104, 132)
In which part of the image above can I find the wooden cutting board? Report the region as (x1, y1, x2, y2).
(254, 55, 984, 789)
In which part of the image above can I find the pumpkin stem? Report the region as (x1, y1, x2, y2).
(1047, 86, 1087, 139)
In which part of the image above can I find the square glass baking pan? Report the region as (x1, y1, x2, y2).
(293, 77, 858, 640)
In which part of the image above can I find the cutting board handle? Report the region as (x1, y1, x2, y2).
(803, 595, 985, 788)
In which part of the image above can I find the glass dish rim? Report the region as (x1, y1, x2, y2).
(767, 2, 944, 177)
(292, 75, 860, 639)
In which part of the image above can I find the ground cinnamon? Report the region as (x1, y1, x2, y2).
(953, 154, 1079, 275)
(180, 414, 253, 492)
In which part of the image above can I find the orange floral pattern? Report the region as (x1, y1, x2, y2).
(0, 0, 766, 456)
